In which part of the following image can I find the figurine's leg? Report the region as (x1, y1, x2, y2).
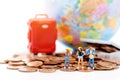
(80, 59, 81, 67)
(77, 57, 80, 69)
(88, 58, 91, 69)
(68, 61, 70, 69)
(81, 58, 84, 69)
(92, 58, 95, 69)
(64, 60, 67, 69)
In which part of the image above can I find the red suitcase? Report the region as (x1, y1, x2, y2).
(28, 14, 57, 54)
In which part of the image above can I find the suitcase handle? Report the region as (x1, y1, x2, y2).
(35, 14, 48, 18)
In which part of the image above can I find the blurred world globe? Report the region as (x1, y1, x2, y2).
(45, 0, 120, 46)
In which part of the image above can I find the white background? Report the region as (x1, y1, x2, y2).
(0, 0, 120, 80)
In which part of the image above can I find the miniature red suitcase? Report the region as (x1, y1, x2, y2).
(28, 14, 57, 54)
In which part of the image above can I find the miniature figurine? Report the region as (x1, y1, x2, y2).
(64, 48, 71, 69)
(76, 47, 85, 69)
(86, 46, 96, 70)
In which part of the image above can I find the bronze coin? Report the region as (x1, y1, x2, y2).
(95, 64, 113, 70)
(33, 56, 49, 62)
(100, 46, 118, 52)
(44, 61, 58, 65)
(73, 61, 88, 67)
(58, 63, 73, 68)
(53, 57, 65, 62)
(47, 56, 57, 61)
(0, 60, 7, 64)
(78, 66, 94, 72)
(8, 61, 25, 66)
(18, 66, 38, 72)
(60, 67, 76, 72)
(27, 61, 43, 67)
(79, 69, 93, 72)
(97, 60, 117, 69)
(7, 58, 22, 62)
(70, 60, 77, 64)
(54, 53, 65, 57)
(13, 53, 34, 61)
(41, 65, 58, 69)
(55, 57, 64, 61)
(69, 56, 76, 61)
(7, 65, 25, 70)
(53, 57, 64, 63)
(39, 69, 56, 73)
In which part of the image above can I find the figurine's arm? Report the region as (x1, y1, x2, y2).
(68, 51, 72, 56)
(93, 48, 96, 55)
(85, 49, 89, 55)
(76, 51, 78, 56)
(82, 51, 86, 56)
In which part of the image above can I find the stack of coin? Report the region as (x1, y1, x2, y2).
(3, 52, 117, 72)
(7, 58, 26, 70)
(95, 60, 118, 70)
(0, 43, 120, 73)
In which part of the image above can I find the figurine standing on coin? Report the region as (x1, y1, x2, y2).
(76, 47, 85, 69)
(86, 46, 96, 70)
(64, 48, 72, 69)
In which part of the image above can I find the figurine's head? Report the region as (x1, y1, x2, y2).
(89, 46, 93, 50)
(78, 47, 82, 51)
(66, 48, 71, 53)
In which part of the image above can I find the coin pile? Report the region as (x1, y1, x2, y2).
(0, 43, 120, 73)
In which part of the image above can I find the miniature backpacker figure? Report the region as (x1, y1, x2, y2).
(28, 14, 57, 54)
